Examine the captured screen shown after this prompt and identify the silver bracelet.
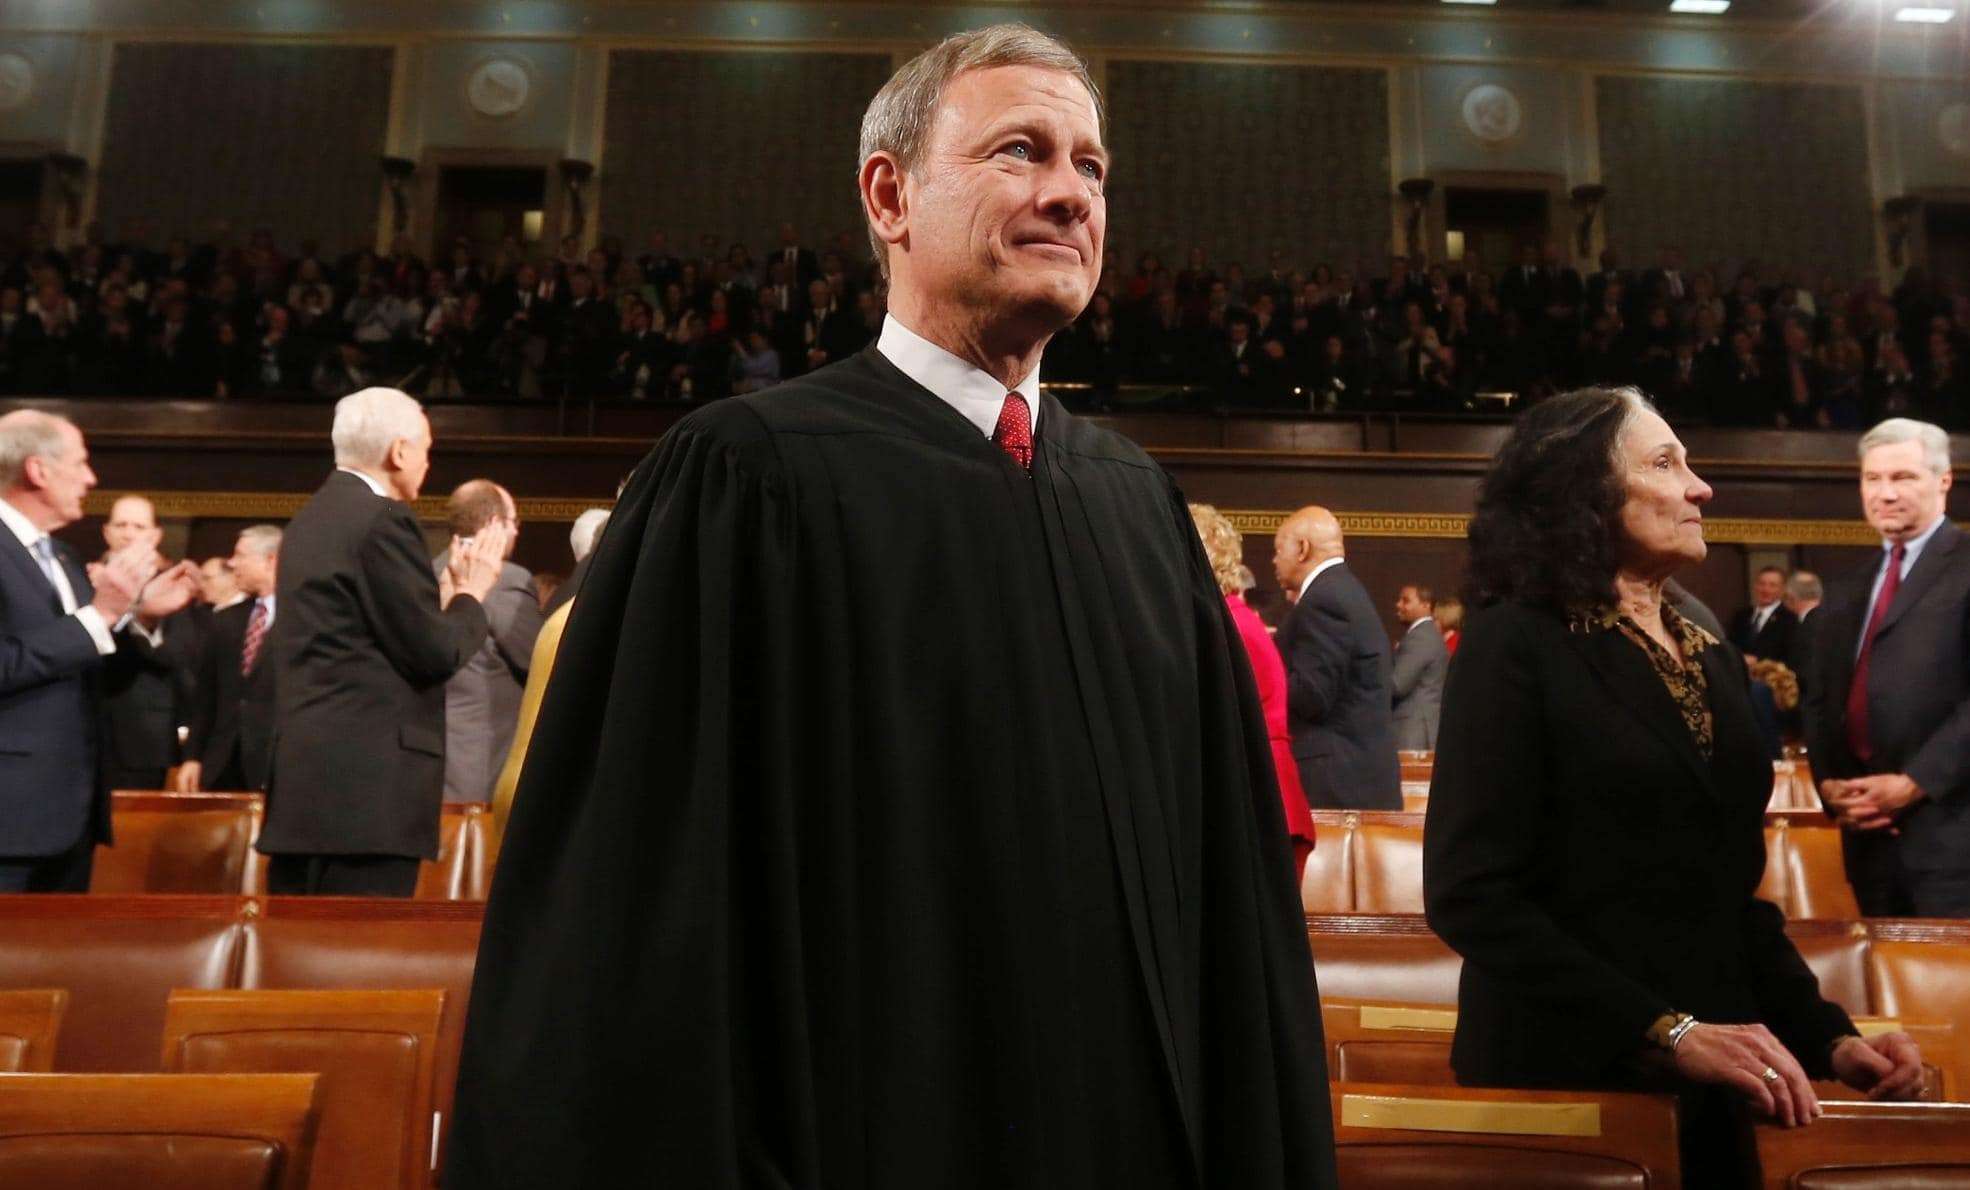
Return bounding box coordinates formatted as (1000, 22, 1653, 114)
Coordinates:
(1667, 1015, 1700, 1051)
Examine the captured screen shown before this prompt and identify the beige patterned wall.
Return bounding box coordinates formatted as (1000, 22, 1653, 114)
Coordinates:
(600, 50, 891, 257)
(1103, 60, 1392, 272)
(1595, 76, 1876, 281)
(96, 44, 393, 251)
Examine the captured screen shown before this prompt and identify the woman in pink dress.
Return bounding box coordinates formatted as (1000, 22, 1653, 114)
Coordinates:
(1190, 504, 1317, 882)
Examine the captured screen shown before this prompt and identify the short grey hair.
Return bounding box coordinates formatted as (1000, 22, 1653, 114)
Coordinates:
(570, 508, 610, 563)
(237, 524, 282, 557)
(857, 23, 1101, 277)
(1859, 417, 1950, 476)
(1786, 570, 1822, 603)
(0, 410, 76, 491)
(331, 387, 427, 469)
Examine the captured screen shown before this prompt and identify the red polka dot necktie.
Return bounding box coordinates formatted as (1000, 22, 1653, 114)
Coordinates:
(1845, 542, 1905, 763)
(993, 393, 1032, 472)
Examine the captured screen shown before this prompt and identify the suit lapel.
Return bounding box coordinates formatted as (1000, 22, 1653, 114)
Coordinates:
(0, 527, 51, 604)
(1567, 625, 1716, 797)
(1875, 521, 1961, 641)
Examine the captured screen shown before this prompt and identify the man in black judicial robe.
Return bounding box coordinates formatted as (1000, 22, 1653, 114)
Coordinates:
(447, 25, 1336, 1190)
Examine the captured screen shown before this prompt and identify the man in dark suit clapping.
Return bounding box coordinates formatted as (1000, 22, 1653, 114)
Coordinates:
(1272, 504, 1401, 809)
(256, 387, 508, 897)
(1728, 565, 1797, 665)
(0, 411, 199, 891)
(1805, 418, 1970, 917)
(175, 524, 282, 793)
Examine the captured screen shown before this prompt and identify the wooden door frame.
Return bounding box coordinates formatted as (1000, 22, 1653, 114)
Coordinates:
(1423, 170, 1574, 269)
(410, 147, 569, 262)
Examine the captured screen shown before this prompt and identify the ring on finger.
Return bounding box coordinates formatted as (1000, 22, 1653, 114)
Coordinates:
(1761, 1067, 1781, 1084)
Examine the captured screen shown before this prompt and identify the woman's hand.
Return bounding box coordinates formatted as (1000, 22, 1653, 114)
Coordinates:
(1830, 1032, 1926, 1101)
(1671, 1022, 1821, 1126)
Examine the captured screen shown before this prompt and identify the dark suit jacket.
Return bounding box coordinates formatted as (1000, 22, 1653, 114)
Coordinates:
(258, 472, 489, 859)
(97, 609, 197, 776)
(1276, 561, 1400, 809)
(0, 528, 112, 854)
(184, 598, 277, 789)
(1426, 601, 1854, 1088)
(1803, 521, 1970, 875)
(1727, 602, 1797, 665)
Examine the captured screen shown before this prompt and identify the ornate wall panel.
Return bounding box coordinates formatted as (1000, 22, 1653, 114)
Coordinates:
(96, 43, 393, 250)
(1104, 59, 1391, 271)
(1595, 75, 1875, 280)
(600, 49, 891, 254)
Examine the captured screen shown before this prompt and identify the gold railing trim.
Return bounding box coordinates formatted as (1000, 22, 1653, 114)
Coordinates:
(85, 491, 612, 524)
(1341, 1094, 1602, 1137)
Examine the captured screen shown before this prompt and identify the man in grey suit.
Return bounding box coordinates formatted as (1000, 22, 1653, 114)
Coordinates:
(1272, 505, 1400, 809)
(1390, 584, 1447, 751)
(435, 480, 545, 802)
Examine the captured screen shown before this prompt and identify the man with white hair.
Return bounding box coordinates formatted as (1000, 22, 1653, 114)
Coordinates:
(256, 387, 510, 895)
(451, 26, 1336, 1189)
(1804, 418, 1970, 916)
(568, 507, 609, 564)
(0, 410, 199, 891)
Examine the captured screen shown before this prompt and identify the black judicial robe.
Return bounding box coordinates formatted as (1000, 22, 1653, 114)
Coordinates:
(446, 349, 1337, 1189)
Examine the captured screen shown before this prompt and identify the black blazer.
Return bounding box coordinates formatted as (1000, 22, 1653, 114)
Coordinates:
(97, 612, 195, 775)
(184, 598, 277, 790)
(1276, 561, 1400, 809)
(1726, 603, 1797, 665)
(1802, 521, 1970, 874)
(1425, 601, 1853, 1088)
(258, 472, 488, 859)
(0, 529, 111, 854)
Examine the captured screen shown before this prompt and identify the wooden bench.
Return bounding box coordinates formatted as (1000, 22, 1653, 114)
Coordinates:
(0, 990, 66, 1073)
(1753, 1100, 1970, 1188)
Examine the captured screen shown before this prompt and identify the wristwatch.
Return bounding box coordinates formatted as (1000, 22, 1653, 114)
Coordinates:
(1647, 1011, 1699, 1052)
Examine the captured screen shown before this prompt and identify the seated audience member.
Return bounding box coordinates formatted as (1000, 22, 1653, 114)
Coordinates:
(1271, 505, 1400, 809)
(1435, 594, 1464, 657)
(731, 328, 782, 394)
(1425, 386, 1925, 1184)
(1190, 503, 1317, 880)
(435, 480, 546, 803)
(177, 525, 281, 792)
(1390, 583, 1448, 750)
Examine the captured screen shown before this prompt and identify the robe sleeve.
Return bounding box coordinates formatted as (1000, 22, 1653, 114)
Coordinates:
(447, 402, 817, 1190)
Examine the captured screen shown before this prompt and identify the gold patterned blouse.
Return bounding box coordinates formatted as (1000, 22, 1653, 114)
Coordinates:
(1569, 602, 1719, 759)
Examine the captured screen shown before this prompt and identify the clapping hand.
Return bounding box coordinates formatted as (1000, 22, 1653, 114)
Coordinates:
(443, 519, 513, 607)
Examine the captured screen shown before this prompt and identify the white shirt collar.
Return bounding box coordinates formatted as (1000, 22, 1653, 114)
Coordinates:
(1298, 555, 1345, 600)
(1887, 514, 1947, 564)
(0, 494, 47, 554)
(336, 466, 390, 498)
(1405, 615, 1435, 634)
(876, 314, 1041, 439)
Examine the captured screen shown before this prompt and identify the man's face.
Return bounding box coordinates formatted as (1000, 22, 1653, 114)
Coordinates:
(390, 416, 434, 502)
(1394, 586, 1429, 624)
(1752, 570, 1784, 608)
(198, 556, 238, 605)
(33, 424, 97, 530)
(499, 490, 520, 559)
(1271, 529, 1303, 591)
(1860, 439, 1951, 544)
(228, 539, 275, 597)
(898, 64, 1106, 333)
(103, 496, 157, 553)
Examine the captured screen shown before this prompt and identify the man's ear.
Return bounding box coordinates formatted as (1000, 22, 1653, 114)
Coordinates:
(859, 152, 908, 256)
(385, 438, 408, 473)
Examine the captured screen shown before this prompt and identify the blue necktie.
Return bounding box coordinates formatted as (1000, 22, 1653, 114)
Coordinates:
(30, 537, 69, 612)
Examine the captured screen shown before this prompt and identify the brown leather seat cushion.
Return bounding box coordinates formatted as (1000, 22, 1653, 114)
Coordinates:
(1783, 826, 1861, 920)
(1352, 824, 1425, 915)
(1784, 923, 1873, 1016)
(0, 917, 240, 1071)
(1333, 1040, 1456, 1085)
(93, 807, 258, 894)
(1794, 1166, 1970, 1189)
(1334, 1144, 1647, 1188)
(240, 916, 482, 1178)
(1302, 831, 1355, 914)
(0, 1136, 285, 1190)
(1306, 927, 1462, 1005)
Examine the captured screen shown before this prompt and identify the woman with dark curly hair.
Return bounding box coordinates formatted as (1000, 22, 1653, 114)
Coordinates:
(1424, 386, 1925, 1183)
